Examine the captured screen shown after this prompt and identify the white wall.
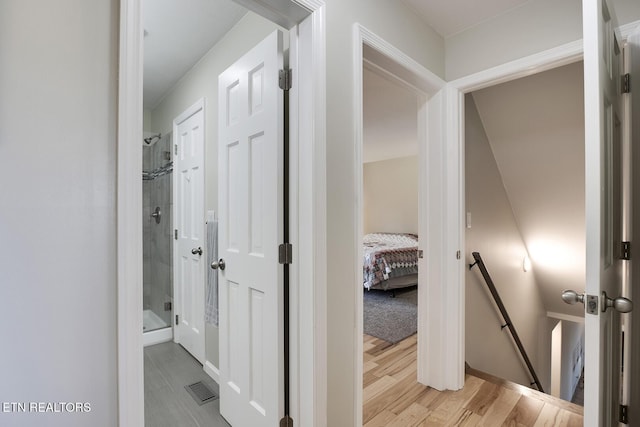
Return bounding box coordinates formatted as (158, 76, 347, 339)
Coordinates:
(0, 1, 118, 426)
(323, 1, 444, 423)
(465, 95, 549, 388)
(446, 0, 640, 80)
(149, 12, 283, 369)
(560, 320, 584, 401)
(363, 156, 418, 235)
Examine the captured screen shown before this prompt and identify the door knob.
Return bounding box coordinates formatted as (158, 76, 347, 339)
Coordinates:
(602, 291, 633, 313)
(151, 207, 161, 224)
(211, 259, 225, 271)
(191, 247, 203, 256)
(562, 290, 585, 305)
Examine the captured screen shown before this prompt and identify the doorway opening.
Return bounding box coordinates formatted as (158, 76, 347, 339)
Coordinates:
(361, 62, 421, 422)
(143, 0, 296, 425)
(464, 60, 586, 406)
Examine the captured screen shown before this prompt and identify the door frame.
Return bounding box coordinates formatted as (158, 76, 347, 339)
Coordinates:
(353, 24, 462, 426)
(172, 98, 206, 363)
(116, 1, 327, 425)
(447, 20, 640, 426)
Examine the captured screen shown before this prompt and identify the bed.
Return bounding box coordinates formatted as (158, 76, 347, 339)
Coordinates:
(363, 233, 419, 291)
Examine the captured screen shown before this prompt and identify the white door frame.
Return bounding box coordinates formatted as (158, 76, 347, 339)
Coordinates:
(353, 25, 465, 426)
(116, 1, 326, 425)
(446, 21, 640, 424)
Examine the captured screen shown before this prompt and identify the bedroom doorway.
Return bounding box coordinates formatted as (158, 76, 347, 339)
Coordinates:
(360, 53, 423, 423)
(353, 25, 451, 425)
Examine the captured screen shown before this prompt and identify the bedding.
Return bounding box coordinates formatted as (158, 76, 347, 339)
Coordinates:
(363, 233, 419, 291)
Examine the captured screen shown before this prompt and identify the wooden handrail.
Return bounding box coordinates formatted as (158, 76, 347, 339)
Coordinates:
(470, 252, 545, 393)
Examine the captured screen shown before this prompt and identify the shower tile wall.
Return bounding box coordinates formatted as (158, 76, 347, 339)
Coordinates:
(143, 133, 173, 329)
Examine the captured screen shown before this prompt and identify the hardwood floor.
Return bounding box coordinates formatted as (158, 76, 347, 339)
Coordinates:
(363, 334, 583, 426)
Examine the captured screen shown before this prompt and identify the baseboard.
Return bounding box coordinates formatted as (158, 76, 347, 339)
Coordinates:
(143, 327, 173, 347)
(204, 360, 220, 384)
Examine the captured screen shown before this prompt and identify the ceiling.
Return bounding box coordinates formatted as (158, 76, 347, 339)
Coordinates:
(472, 61, 585, 317)
(401, 0, 530, 38)
(143, 0, 247, 109)
(143, 0, 543, 111)
(363, 66, 418, 163)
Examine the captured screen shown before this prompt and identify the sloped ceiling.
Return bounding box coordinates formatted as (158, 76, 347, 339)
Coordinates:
(471, 61, 585, 317)
(363, 66, 418, 163)
(143, 0, 247, 109)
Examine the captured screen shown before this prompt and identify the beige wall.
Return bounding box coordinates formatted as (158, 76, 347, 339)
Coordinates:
(149, 11, 284, 369)
(363, 156, 418, 235)
(0, 1, 118, 425)
(446, 0, 640, 80)
(465, 95, 549, 388)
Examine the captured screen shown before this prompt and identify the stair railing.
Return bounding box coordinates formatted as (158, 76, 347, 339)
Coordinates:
(469, 251, 545, 393)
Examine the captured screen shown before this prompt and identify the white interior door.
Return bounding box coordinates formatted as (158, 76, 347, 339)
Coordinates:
(173, 101, 206, 364)
(583, 0, 629, 424)
(218, 30, 284, 427)
(626, 25, 640, 425)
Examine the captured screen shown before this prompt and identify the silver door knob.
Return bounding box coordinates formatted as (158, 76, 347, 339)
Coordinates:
(562, 290, 585, 305)
(211, 259, 225, 271)
(151, 207, 161, 224)
(602, 291, 633, 313)
(191, 247, 203, 256)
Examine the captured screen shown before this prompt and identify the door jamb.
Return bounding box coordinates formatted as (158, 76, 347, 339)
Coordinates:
(116, 1, 326, 425)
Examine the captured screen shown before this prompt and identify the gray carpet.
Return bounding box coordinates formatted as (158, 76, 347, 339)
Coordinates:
(363, 286, 417, 344)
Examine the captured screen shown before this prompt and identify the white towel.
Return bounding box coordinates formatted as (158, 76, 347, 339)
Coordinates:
(205, 216, 219, 326)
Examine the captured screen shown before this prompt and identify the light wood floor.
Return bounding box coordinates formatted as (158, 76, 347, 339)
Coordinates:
(363, 334, 584, 426)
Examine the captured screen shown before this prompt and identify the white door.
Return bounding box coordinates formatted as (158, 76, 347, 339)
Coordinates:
(173, 101, 206, 364)
(583, 0, 631, 424)
(217, 30, 284, 427)
(625, 26, 640, 425)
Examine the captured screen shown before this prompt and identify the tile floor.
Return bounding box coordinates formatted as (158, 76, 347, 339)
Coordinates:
(144, 342, 230, 427)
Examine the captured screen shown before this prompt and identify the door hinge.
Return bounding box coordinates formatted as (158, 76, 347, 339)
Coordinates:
(279, 243, 293, 264)
(417, 250, 424, 259)
(623, 73, 631, 94)
(280, 416, 293, 427)
(175, 315, 179, 326)
(620, 404, 629, 424)
(174, 144, 178, 155)
(622, 241, 631, 260)
(279, 69, 292, 91)
(164, 302, 172, 311)
(174, 229, 178, 240)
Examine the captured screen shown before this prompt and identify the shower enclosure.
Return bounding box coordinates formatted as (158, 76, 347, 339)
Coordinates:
(142, 132, 174, 346)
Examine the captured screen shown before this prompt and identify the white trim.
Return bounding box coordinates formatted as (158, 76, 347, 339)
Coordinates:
(117, 0, 144, 425)
(143, 327, 173, 347)
(118, 1, 325, 426)
(204, 360, 220, 384)
(287, 7, 327, 426)
(172, 98, 205, 127)
(353, 23, 457, 425)
(620, 19, 640, 41)
(547, 311, 586, 324)
(449, 40, 583, 92)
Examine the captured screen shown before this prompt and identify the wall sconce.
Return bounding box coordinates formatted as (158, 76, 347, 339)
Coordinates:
(523, 255, 532, 272)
